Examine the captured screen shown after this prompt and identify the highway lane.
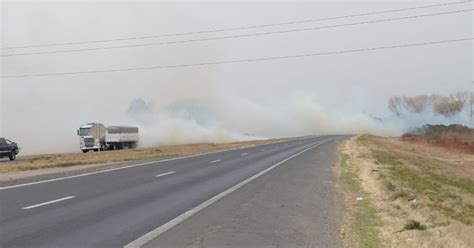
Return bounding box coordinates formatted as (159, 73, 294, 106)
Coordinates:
(0, 135, 343, 247)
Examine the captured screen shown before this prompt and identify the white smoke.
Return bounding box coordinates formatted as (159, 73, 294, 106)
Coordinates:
(126, 89, 472, 150)
(125, 91, 401, 149)
(382, 105, 471, 133)
(1, 1, 471, 155)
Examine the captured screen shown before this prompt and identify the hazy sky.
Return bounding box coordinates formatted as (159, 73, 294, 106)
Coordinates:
(1, 0, 473, 154)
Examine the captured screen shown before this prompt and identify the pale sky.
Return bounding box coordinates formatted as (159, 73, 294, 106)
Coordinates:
(1, 0, 473, 154)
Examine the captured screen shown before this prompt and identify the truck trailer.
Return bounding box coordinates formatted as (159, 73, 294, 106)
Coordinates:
(77, 123, 139, 153)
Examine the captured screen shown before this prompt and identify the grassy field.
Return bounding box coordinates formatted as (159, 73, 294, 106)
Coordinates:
(340, 135, 474, 247)
(0, 138, 296, 174)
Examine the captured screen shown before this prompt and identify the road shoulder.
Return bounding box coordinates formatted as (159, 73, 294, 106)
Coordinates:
(143, 139, 344, 248)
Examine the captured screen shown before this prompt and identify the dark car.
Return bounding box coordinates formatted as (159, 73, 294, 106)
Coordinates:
(0, 137, 20, 161)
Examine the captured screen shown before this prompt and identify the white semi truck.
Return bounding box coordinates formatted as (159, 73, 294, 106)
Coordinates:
(77, 123, 139, 153)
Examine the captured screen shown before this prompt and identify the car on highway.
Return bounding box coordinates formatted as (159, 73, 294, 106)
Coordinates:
(0, 137, 20, 161)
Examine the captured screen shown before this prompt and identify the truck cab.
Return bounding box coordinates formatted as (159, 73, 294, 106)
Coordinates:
(0, 137, 20, 161)
(77, 123, 106, 153)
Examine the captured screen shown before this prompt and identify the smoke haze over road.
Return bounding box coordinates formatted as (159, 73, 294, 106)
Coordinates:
(1, 1, 472, 155)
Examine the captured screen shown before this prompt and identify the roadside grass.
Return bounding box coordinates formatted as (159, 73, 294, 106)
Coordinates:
(340, 153, 360, 192)
(340, 151, 381, 248)
(373, 150, 474, 225)
(359, 135, 474, 225)
(372, 150, 402, 166)
(342, 135, 474, 247)
(0, 138, 297, 174)
(403, 220, 426, 231)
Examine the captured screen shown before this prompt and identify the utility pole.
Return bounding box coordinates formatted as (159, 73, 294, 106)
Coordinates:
(471, 81, 474, 127)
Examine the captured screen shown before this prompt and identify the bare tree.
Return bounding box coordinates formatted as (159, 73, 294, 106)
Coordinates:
(388, 91, 468, 117)
(388, 96, 403, 115)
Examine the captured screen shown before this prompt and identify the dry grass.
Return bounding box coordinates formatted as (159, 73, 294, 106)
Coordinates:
(0, 138, 297, 174)
(339, 151, 381, 248)
(341, 135, 474, 248)
(402, 124, 474, 154)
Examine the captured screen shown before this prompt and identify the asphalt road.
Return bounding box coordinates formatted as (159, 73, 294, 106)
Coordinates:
(0, 135, 344, 248)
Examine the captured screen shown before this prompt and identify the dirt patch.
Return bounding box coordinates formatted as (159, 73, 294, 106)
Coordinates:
(340, 135, 474, 247)
(0, 137, 302, 175)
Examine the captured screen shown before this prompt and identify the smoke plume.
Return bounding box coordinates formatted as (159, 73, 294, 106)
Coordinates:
(1, 1, 471, 155)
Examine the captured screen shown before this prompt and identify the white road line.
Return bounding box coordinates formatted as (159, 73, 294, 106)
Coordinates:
(155, 171, 176, 178)
(209, 159, 221, 164)
(0, 136, 318, 191)
(22, 196, 76, 210)
(240, 153, 248, 156)
(124, 139, 333, 248)
(0, 147, 262, 191)
(260, 148, 266, 151)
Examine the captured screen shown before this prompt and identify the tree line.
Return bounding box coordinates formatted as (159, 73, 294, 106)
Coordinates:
(388, 91, 470, 117)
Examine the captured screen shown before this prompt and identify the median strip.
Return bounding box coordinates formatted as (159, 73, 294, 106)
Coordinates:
(22, 196, 76, 210)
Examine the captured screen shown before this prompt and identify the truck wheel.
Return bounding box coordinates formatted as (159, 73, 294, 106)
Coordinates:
(9, 151, 16, 161)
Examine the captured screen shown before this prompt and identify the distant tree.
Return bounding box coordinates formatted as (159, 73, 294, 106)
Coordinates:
(388, 96, 403, 115)
(404, 95, 431, 113)
(388, 91, 468, 117)
(433, 92, 468, 117)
